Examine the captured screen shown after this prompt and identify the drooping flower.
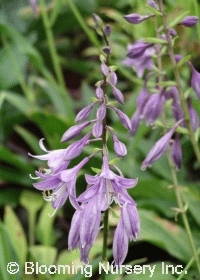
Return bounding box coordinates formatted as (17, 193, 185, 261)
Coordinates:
(68, 155, 139, 263)
(123, 46, 155, 78)
(141, 120, 182, 170)
(171, 134, 182, 170)
(113, 203, 140, 265)
(29, 133, 91, 173)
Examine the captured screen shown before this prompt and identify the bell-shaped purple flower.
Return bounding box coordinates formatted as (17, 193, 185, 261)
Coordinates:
(127, 41, 153, 59)
(61, 121, 92, 142)
(190, 64, 200, 99)
(171, 134, 182, 170)
(123, 46, 155, 78)
(113, 203, 140, 265)
(29, 134, 91, 173)
(178, 16, 199, 27)
(141, 121, 182, 170)
(124, 13, 154, 24)
(68, 155, 138, 264)
(142, 91, 164, 125)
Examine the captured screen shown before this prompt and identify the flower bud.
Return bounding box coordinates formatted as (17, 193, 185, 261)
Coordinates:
(109, 71, 118, 86)
(104, 25, 111, 37)
(92, 121, 103, 138)
(115, 109, 132, 130)
(124, 13, 153, 24)
(96, 86, 104, 99)
(127, 41, 153, 59)
(171, 135, 182, 170)
(61, 121, 91, 142)
(112, 135, 127, 157)
(190, 64, 200, 99)
(111, 85, 124, 104)
(75, 104, 94, 122)
(97, 103, 106, 121)
(101, 61, 109, 76)
(178, 16, 199, 27)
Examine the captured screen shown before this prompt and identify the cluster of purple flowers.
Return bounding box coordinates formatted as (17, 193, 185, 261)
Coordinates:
(29, 19, 140, 265)
(124, 0, 199, 171)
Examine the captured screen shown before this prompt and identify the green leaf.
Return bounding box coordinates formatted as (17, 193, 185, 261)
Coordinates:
(4, 206, 27, 265)
(14, 125, 42, 155)
(177, 55, 191, 68)
(91, 167, 101, 174)
(36, 203, 58, 246)
(2, 91, 33, 115)
(108, 158, 120, 165)
(50, 0, 63, 26)
(157, 81, 177, 87)
(20, 190, 44, 215)
(138, 209, 199, 263)
(0, 222, 22, 280)
(142, 38, 167, 44)
(168, 11, 189, 28)
(145, 4, 162, 16)
(29, 245, 57, 266)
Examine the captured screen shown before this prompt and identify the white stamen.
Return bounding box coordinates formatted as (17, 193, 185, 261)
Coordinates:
(29, 174, 40, 179)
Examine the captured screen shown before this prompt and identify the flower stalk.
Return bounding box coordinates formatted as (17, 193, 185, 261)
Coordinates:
(158, 0, 200, 166)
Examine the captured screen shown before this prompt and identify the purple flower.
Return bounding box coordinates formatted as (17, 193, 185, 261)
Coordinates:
(112, 134, 127, 157)
(124, 13, 154, 24)
(171, 135, 182, 170)
(75, 104, 95, 122)
(29, 0, 38, 18)
(142, 91, 164, 125)
(131, 84, 149, 135)
(70, 155, 139, 264)
(61, 121, 92, 142)
(141, 121, 182, 170)
(178, 16, 199, 27)
(123, 46, 155, 78)
(110, 85, 124, 104)
(190, 64, 200, 99)
(113, 203, 140, 265)
(29, 134, 91, 173)
(115, 109, 132, 130)
(33, 157, 90, 212)
(127, 41, 153, 59)
(96, 85, 104, 99)
(92, 121, 103, 138)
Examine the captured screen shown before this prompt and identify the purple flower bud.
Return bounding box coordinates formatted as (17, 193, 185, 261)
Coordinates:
(115, 109, 132, 130)
(29, 0, 38, 18)
(169, 28, 177, 37)
(96, 103, 106, 121)
(61, 121, 91, 142)
(174, 54, 183, 63)
(101, 61, 109, 76)
(92, 121, 103, 138)
(64, 133, 91, 160)
(96, 86, 104, 99)
(141, 120, 182, 170)
(75, 104, 94, 122)
(102, 46, 111, 55)
(171, 135, 182, 170)
(109, 71, 118, 86)
(188, 99, 199, 131)
(190, 64, 200, 99)
(178, 16, 199, 27)
(130, 110, 141, 136)
(124, 13, 153, 24)
(111, 85, 124, 104)
(93, 14, 100, 24)
(142, 92, 164, 125)
(147, 0, 158, 9)
(104, 25, 111, 37)
(112, 134, 127, 157)
(127, 41, 153, 59)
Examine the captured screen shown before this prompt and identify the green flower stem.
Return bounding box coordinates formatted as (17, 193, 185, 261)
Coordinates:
(192, 0, 200, 41)
(177, 247, 200, 280)
(154, 7, 200, 274)
(167, 151, 200, 275)
(39, 0, 66, 92)
(66, 0, 100, 48)
(158, 0, 200, 167)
